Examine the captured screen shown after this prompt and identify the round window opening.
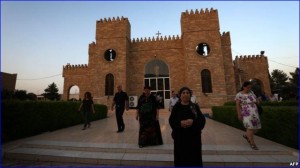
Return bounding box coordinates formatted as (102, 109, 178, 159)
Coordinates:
(104, 49, 116, 62)
(196, 43, 210, 56)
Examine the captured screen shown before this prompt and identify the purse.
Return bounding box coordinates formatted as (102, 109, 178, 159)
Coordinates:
(256, 104, 263, 115)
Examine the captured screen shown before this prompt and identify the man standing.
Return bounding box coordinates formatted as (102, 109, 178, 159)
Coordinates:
(190, 90, 198, 104)
(111, 85, 129, 133)
(169, 90, 179, 112)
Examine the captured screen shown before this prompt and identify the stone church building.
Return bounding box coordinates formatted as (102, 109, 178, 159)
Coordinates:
(62, 8, 271, 108)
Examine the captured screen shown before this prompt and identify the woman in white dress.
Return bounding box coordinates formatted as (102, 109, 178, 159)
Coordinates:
(235, 81, 261, 150)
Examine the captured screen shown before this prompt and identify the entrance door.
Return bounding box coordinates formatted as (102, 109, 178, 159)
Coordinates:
(144, 59, 170, 109)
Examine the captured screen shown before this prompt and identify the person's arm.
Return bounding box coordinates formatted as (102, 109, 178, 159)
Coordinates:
(191, 104, 206, 130)
(136, 96, 141, 121)
(136, 109, 139, 120)
(91, 102, 95, 114)
(256, 96, 262, 105)
(78, 103, 83, 112)
(111, 94, 116, 111)
(125, 93, 129, 111)
(125, 100, 129, 111)
(169, 105, 181, 130)
(236, 100, 242, 121)
(111, 101, 115, 111)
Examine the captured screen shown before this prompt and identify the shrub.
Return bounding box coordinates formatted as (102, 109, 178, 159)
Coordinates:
(212, 106, 298, 149)
(2, 100, 107, 143)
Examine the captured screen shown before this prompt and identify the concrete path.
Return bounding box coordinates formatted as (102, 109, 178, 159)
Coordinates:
(2, 109, 299, 166)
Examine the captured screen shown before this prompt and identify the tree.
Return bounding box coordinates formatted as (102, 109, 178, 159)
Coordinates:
(289, 68, 299, 88)
(43, 82, 60, 101)
(14, 90, 27, 100)
(270, 69, 289, 92)
(27, 92, 37, 101)
(288, 68, 299, 100)
(1, 89, 14, 100)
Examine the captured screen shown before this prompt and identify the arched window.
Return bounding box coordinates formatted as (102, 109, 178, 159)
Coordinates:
(201, 69, 212, 93)
(145, 59, 169, 77)
(105, 74, 114, 96)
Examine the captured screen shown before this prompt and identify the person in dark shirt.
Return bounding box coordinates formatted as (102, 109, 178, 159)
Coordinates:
(78, 92, 95, 130)
(169, 87, 206, 167)
(111, 85, 129, 133)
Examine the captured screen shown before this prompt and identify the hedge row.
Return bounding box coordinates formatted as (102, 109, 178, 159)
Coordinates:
(2, 101, 108, 143)
(212, 106, 298, 149)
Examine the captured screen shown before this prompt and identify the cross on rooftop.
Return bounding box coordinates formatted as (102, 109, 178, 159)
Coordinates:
(155, 31, 161, 38)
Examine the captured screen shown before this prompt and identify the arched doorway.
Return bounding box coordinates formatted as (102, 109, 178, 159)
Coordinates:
(144, 59, 170, 108)
(69, 85, 80, 101)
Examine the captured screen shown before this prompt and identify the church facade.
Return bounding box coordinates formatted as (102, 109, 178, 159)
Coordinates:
(62, 8, 271, 108)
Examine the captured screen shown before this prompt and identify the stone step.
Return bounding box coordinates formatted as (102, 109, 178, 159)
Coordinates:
(19, 140, 295, 155)
(4, 147, 172, 166)
(3, 140, 298, 166)
(4, 147, 296, 167)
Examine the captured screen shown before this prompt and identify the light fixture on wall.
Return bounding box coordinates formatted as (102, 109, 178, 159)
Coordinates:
(203, 92, 208, 96)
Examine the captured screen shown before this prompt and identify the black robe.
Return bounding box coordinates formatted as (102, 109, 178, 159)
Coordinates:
(137, 94, 163, 147)
(169, 102, 206, 167)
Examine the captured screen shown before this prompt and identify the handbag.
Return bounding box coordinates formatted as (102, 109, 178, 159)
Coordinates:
(256, 104, 263, 115)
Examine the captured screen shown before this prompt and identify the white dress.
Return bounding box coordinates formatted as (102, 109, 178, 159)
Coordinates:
(235, 91, 261, 129)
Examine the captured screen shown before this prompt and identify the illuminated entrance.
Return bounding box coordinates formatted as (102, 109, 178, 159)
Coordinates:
(144, 59, 170, 108)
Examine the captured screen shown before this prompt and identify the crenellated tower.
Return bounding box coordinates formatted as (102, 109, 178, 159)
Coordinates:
(233, 54, 271, 95)
(221, 31, 236, 99)
(89, 16, 131, 96)
(181, 8, 219, 33)
(180, 8, 229, 106)
(62, 63, 89, 100)
(63, 16, 131, 102)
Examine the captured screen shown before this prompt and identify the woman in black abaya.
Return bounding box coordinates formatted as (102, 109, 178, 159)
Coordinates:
(169, 87, 206, 167)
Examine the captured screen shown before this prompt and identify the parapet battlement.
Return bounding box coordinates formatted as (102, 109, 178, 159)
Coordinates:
(181, 8, 218, 16)
(132, 35, 181, 43)
(235, 55, 267, 60)
(221, 32, 230, 37)
(96, 16, 128, 23)
(63, 63, 88, 70)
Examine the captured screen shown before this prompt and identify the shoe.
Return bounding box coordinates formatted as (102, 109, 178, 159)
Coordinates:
(243, 135, 250, 144)
(250, 144, 259, 150)
(117, 130, 122, 133)
(121, 125, 125, 131)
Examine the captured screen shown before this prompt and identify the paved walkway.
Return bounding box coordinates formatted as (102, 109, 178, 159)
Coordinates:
(2, 109, 299, 166)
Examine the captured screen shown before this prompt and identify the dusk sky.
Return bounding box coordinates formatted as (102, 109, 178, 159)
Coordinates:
(1, 1, 299, 94)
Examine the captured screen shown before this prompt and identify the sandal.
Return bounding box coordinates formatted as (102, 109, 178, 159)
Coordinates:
(250, 144, 259, 150)
(242, 135, 250, 144)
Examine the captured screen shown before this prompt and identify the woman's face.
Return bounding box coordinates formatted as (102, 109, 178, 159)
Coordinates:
(243, 84, 252, 92)
(180, 89, 191, 103)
